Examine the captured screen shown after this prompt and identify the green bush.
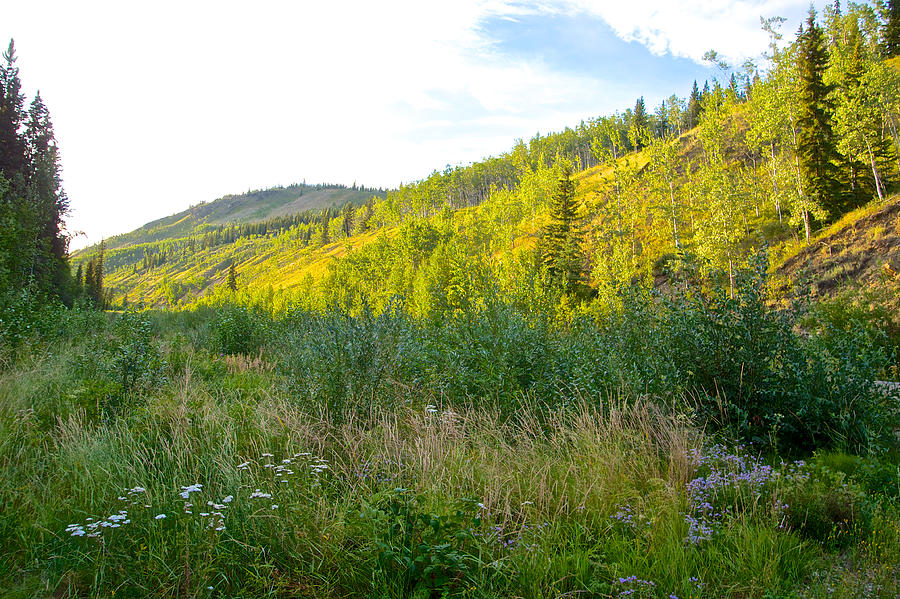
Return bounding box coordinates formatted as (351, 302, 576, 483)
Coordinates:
(73, 310, 167, 420)
(366, 489, 482, 597)
(781, 463, 873, 548)
(663, 254, 895, 453)
(211, 305, 265, 355)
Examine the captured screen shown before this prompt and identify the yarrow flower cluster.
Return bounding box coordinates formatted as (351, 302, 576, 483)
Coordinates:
(64, 450, 341, 541)
(65, 509, 131, 538)
(179, 483, 203, 500)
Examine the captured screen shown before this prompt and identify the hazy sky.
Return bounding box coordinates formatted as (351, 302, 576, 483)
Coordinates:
(2, 0, 823, 249)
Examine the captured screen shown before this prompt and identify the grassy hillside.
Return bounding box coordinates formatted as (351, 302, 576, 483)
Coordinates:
(775, 193, 900, 294)
(76, 183, 385, 254)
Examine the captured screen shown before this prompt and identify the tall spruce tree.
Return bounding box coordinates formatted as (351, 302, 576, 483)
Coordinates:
(540, 163, 586, 293)
(25, 91, 70, 296)
(632, 97, 648, 148)
(686, 81, 702, 129)
(84, 241, 104, 308)
(885, 0, 900, 57)
(227, 261, 237, 291)
(796, 9, 843, 220)
(0, 39, 72, 301)
(0, 40, 27, 181)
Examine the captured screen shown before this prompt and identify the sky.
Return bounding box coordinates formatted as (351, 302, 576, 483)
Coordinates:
(1, 0, 825, 249)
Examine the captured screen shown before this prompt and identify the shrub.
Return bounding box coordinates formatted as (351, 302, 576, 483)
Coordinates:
(664, 254, 895, 453)
(366, 489, 482, 597)
(781, 463, 873, 548)
(211, 305, 266, 355)
(73, 310, 167, 420)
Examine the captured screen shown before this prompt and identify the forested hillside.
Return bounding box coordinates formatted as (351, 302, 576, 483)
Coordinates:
(84, 5, 900, 317)
(75, 182, 386, 253)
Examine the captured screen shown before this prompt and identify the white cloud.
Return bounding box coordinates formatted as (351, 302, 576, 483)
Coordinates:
(553, 0, 810, 65)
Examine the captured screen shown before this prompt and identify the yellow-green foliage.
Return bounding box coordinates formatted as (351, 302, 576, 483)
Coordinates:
(86, 31, 900, 315)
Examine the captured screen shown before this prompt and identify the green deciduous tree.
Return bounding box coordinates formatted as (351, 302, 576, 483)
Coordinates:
(834, 57, 893, 202)
(646, 132, 683, 249)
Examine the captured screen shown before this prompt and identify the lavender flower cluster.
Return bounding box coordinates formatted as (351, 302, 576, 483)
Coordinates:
(684, 444, 805, 544)
(344, 454, 404, 485)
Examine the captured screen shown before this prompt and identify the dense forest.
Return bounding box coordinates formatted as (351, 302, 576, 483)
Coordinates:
(2, 3, 900, 598)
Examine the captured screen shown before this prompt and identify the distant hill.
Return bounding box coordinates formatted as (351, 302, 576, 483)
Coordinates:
(75, 183, 386, 254)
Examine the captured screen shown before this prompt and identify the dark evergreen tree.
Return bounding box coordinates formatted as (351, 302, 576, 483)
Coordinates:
(74, 262, 83, 297)
(884, 0, 900, 57)
(632, 97, 648, 148)
(796, 9, 843, 219)
(227, 261, 237, 291)
(686, 80, 702, 129)
(341, 203, 354, 237)
(0, 39, 72, 302)
(25, 91, 70, 297)
(84, 241, 104, 308)
(83, 259, 96, 303)
(0, 40, 27, 182)
(727, 73, 739, 99)
(540, 164, 586, 293)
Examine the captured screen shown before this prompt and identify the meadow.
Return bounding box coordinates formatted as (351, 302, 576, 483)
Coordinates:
(1, 278, 898, 598)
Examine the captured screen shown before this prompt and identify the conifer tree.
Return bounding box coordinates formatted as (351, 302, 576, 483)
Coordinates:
(0, 40, 27, 181)
(686, 81, 702, 129)
(84, 242, 105, 308)
(885, 0, 900, 57)
(227, 261, 238, 291)
(540, 163, 586, 293)
(796, 9, 843, 220)
(632, 97, 648, 148)
(0, 39, 72, 301)
(74, 262, 83, 297)
(25, 91, 70, 295)
(83, 259, 96, 304)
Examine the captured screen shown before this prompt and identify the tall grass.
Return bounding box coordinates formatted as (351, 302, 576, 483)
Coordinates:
(0, 295, 897, 597)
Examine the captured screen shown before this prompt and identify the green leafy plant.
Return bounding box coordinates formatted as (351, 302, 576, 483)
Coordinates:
(370, 489, 482, 597)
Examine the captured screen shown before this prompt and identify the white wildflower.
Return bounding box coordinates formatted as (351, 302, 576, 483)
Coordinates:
(155, 514, 166, 520)
(179, 483, 202, 499)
